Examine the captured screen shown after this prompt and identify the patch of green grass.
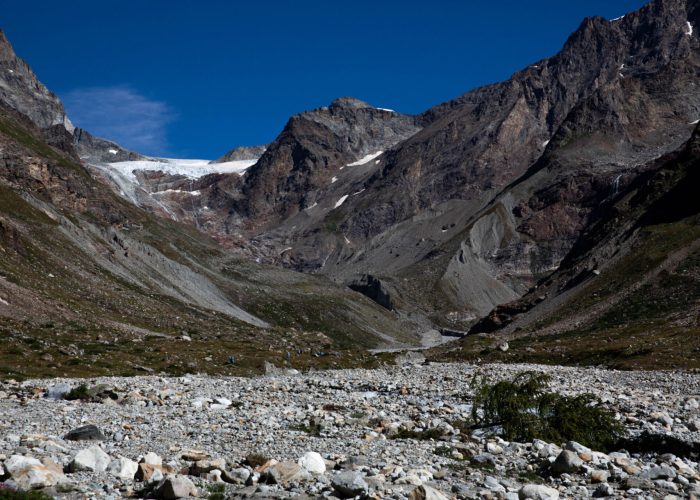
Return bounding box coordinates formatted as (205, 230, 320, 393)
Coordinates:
(0, 488, 53, 500)
(205, 482, 226, 500)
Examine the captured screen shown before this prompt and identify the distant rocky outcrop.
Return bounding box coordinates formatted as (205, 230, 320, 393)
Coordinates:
(212, 144, 267, 163)
(228, 97, 423, 230)
(348, 274, 394, 311)
(0, 29, 73, 133)
(73, 127, 145, 163)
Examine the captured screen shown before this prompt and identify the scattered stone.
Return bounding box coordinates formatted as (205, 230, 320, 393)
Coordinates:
(142, 451, 163, 465)
(409, 484, 450, 500)
(107, 457, 138, 480)
(222, 467, 250, 485)
(551, 450, 583, 474)
(593, 483, 614, 497)
(64, 424, 106, 441)
(191, 458, 226, 475)
(136, 463, 177, 482)
(45, 383, 72, 400)
(519, 484, 560, 499)
(181, 449, 209, 461)
(4, 455, 65, 490)
(154, 475, 198, 499)
(332, 470, 369, 498)
(298, 451, 326, 474)
(591, 470, 609, 483)
(70, 445, 111, 472)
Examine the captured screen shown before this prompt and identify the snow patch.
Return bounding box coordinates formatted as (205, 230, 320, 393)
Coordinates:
(375, 159, 381, 164)
(352, 189, 365, 196)
(153, 189, 201, 196)
(686, 21, 694, 36)
(376, 108, 395, 112)
(689, 119, 700, 125)
(108, 149, 118, 155)
(347, 151, 383, 167)
(334, 195, 349, 208)
(0, 298, 8, 306)
(331, 176, 338, 183)
(306, 202, 318, 210)
(542, 140, 549, 148)
(106, 158, 256, 183)
(610, 15, 625, 22)
(93, 157, 257, 205)
(8, 69, 14, 74)
(344, 235, 351, 244)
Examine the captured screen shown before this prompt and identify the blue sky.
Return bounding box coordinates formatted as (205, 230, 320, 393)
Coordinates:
(3, 1, 646, 158)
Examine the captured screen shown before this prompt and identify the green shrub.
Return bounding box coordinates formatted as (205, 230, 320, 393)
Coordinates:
(470, 371, 624, 451)
(62, 383, 90, 401)
(0, 489, 53, 500)
(206, 482, 226, 500)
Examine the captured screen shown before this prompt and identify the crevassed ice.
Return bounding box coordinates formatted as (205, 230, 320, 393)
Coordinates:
(107, 158, 257, 182)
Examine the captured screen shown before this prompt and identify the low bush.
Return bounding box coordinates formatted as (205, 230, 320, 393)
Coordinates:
(470, 371, 624, 451)
(62, 383, 90, 401)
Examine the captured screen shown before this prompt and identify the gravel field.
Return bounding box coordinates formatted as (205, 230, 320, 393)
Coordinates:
(1, 362, 699, 499)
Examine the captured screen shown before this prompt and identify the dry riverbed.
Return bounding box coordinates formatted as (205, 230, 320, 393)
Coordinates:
(0, 362, 699, 499)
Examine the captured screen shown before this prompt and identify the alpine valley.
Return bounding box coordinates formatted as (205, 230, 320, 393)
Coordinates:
(2, 0, 700, 380)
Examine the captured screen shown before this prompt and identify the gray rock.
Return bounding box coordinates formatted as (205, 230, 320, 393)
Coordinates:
(641, 464, 677, 480)
(64, 424, 105, 441)
(563, 441, 591, 454)
(45, 383, 72, 400)
(70, 446, 111, 472)
(518, 484, 560, 499)
(107, 457, 138, 480)
(551, 450, 583, 474)
(298, 451, 326, 474)
(4, 455, 65, 490)
(154, 475, 198, 499)
(622, 477, 654, 490)
(142, 452, 163, 465)
(593, 483, 614, 497)
(409, 485, 450, 500)
(222, 467, 250, 485)
(332, 471, 369, 498)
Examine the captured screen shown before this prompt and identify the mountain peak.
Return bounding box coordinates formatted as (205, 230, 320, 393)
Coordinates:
(329, 97, 372, 109)
(0, 29, 17, 62)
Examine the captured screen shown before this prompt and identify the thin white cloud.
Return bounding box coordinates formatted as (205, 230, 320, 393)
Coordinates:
(61, 86, 175, 155)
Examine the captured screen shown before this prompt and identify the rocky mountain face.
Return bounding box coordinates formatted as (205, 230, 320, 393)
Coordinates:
(0, 35, 429, 380)
(437, 123, 700, 369)
(0, 30, 73, 133)
(2, 0, 700, 371)
(225, 97, 422, 231)
(212, 144, 267, 163)
(228, 0, 700, 334)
